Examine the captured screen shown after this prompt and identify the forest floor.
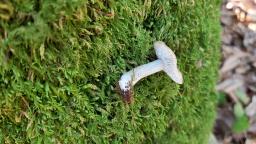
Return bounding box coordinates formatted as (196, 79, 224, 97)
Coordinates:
(213, 0, 256, 144)
(0, 1, 220, 143)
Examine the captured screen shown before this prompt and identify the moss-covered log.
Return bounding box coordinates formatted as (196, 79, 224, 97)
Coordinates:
(0, 0, 220, 143)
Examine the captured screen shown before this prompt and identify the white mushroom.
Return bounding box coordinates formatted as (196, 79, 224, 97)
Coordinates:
(118, 41, 183, 103)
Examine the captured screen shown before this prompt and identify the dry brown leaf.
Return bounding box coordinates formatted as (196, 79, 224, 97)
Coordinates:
(245, 96, 256, 117)
(216, 78, 244, 93)
(236, 65, 251, 74)
(220, 52, 249, 74)
(246, 139, 256, 144)
(222, 33, 233, 44)
(247, 122, 256, 139)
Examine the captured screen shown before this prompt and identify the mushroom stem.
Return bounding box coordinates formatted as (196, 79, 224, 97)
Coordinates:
(118, 41, 183, 103)
(120, 60, 163, 88)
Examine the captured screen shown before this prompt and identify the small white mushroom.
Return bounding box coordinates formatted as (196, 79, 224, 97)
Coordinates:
(118, 41, 183, 103)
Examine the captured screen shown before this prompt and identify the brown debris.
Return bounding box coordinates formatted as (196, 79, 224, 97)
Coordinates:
(218, 0, 256, 97)
(245, 96, 256, 118)
(226, 0, 256, 24)
(214, 0, 256, 143)
(246, 138, 256, 144)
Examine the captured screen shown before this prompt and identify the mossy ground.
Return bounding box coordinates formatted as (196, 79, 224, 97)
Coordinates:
(0, 0, 220, 143)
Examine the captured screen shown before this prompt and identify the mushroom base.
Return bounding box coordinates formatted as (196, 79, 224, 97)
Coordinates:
(115, 82, 133, 104)
(120, 89, 133, 104)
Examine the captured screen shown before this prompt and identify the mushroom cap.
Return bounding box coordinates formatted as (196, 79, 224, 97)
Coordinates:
(154, 41, 183, 84)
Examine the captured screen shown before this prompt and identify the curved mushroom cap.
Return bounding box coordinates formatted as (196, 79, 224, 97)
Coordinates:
(153, 41, 183, 84)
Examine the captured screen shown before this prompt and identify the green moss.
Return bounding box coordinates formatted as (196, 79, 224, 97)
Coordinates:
(0, 0, 220, 143)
